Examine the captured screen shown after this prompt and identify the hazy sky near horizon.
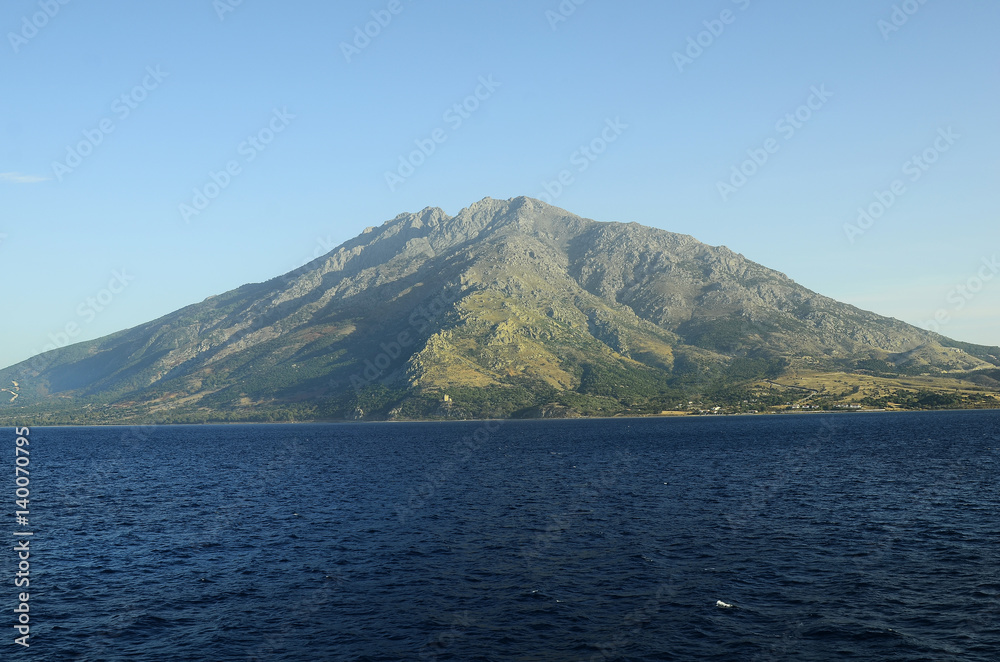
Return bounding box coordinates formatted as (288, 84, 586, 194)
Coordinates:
(2, 0, 998, 370)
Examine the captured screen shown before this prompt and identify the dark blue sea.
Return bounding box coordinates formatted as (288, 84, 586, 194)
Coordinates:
(9, 410, 1000, 660)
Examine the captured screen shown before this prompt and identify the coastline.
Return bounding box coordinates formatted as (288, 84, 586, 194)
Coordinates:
(6, 406, 999, 428)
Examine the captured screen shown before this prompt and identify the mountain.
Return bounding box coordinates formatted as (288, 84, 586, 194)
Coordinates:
(2, 196, 998, 424)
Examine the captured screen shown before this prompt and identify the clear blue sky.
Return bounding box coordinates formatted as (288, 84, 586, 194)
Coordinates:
(2, 0, 998, 370)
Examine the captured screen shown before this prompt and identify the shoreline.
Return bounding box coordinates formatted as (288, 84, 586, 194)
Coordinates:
(5, 406, 999, 429)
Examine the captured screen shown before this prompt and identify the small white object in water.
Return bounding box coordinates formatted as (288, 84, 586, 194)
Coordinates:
(716, 600, 734, 609)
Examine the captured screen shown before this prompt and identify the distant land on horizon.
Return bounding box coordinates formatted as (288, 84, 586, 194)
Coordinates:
(2, 196, 998, 425)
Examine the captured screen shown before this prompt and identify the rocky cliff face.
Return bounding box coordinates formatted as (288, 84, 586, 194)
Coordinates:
(2, 196, 996, 423)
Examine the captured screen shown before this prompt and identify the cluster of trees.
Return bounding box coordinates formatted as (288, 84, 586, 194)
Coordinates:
(859, 389, 998, 410)
(852, 358, 928, 377)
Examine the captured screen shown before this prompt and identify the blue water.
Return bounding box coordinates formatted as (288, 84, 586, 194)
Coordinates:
(11, 410, 1000, 660)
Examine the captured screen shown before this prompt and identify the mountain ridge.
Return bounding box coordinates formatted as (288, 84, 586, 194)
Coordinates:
(2, 196, 998, 424)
